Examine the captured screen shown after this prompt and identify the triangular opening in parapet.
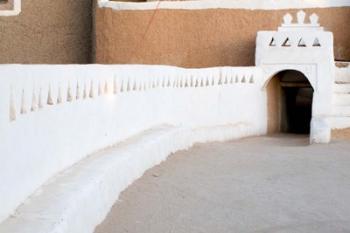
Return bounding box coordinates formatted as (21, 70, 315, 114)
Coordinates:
(298, 38, 307, 47)
(313, 38, 321, 47)
(282, 38, 291, 47)
(269, 37, 276, 47)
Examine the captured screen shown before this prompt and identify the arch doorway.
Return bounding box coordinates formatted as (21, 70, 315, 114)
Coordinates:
(267, 70, 314, 135)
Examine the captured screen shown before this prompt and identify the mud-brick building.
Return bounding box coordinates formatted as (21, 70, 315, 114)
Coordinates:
(0, 0, 350, 67)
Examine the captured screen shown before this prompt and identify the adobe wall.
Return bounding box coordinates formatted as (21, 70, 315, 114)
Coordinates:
(0, 0, 92, 64)
(95, 7, 350, 67)
(332, 128, 350, 140)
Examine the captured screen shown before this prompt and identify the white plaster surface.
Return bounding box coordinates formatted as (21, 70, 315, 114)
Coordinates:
(98, 0, 350, 10)
(0, 13, 345, 231)
(256, 12, 335, 143)
(0, 124, 259, 233)
(0, 60, 345, 232)
(0, 64, 265, 226)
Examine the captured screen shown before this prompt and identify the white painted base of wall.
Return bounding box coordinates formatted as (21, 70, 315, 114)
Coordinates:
(329, 116, 350, 129)
(0, 123, 262, 233)
(310, 117, 331, 144)
(0, 65, 265, 224)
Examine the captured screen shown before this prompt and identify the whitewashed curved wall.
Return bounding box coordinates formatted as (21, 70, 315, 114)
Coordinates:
(0, 65, 266, 224)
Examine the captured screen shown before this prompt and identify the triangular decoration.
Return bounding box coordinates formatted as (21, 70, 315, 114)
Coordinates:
(200, 77, 205, 87)
(193, 78, 197, 87)
(206, 77, 210, 86)
(57, 86, 62, 104)
(89, 81, 94, 98)
(185, 77, 189, 87)
(269, 37, 276, 47)
(180, 77, 184, 88)
(83, 83, 88, 99)
(313, 38, 321, 47)
(230, 75, 234, 84)
(67, 84, 73, 102)
(38, 88, 43, 109)
(127, 79, 131, 91)
(162, 77, 166, 88)
(21, 89, 28, 114)
(9, 88, 16, 121)
(76, 83, 80, 100)
(133, 80, 137, 91)
(104, 81, 109, 94)
(98, 82, 103, 96)
(167, 77, 171, 87)
(120, 80, 124, 92)
(298, 38, 306, 47)
(282, 38, 291, 47)
(31, 89, 38, 111)
(113, 78, 117, 94)
(189, 76, 193, 87)
(224, 75, 229, 85)
(47, 85, 54, 105)
(249, 75, 254, 84)
(218, 76, 222, 85)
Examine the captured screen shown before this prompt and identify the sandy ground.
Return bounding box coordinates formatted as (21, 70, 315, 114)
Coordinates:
(95, 135, 350, 233)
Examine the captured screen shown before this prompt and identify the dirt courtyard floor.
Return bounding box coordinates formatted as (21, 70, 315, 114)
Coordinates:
(95, 135, 350, 233)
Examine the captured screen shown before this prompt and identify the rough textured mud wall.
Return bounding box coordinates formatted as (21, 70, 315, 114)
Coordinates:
(332, 129, 350, 140)
(0, 0, 92, 64)
(95, 7, 350, 67)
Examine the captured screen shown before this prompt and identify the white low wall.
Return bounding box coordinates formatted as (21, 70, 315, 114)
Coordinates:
(0, 125, 258, 233)
(0, 65, 266, 225)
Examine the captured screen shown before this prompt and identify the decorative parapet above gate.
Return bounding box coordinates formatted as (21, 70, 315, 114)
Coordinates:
(256, 10, 334, 62)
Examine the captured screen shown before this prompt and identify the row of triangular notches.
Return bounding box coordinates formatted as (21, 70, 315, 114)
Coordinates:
(218, 74, 254, 85)
(116, 74, 255, 90)
(269, 37, 321, 47)
(9, 80, 114, 122)
(9, 74, 256, 122)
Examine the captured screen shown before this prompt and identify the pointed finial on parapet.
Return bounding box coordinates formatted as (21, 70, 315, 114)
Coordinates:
(309, 13, 319, 26)
(283, 13, 293, 25)
(279, 10, 322, 31)
(297, 10, 306, 24)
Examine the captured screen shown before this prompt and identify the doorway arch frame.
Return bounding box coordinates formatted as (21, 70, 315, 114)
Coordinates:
(260, 63, 332, 143)
(262, 64, 316, 91)
(265, 68, 315, 135)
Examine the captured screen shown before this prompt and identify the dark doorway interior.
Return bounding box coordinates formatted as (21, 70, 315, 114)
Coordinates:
(267, 70, 314, 135)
